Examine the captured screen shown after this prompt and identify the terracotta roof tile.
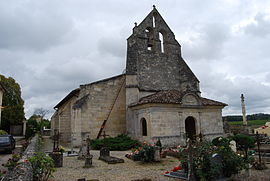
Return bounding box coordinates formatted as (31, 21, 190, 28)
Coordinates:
(129, 90, 227, 107)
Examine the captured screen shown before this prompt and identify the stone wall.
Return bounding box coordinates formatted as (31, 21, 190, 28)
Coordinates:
(129, 104, 224, 147)
(72, 75, 126, 145)
(51, 91, 79, 146)
(3, 135, 39, 181)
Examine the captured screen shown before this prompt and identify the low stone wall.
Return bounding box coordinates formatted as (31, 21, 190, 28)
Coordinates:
(3, 135, 39, 181)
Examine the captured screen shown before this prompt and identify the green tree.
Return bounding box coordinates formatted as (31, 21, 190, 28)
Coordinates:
(25, 115, 40, 139)
(232, 134, 255, 158)
(0, 74, 25, 132)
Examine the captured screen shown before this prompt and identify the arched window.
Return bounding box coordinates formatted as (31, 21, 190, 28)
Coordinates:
(141, 118, 147, 136)
(159, 32, 164, 53)
(153, 16, 156, 27)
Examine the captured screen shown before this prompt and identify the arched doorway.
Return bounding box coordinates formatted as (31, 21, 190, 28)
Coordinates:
(185, 116, 196, 140)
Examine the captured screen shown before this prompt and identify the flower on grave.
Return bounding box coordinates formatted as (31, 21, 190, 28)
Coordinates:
(164, 171, 170, 174)
(59, 145, 65, 153)
(171, 165, 182, 172)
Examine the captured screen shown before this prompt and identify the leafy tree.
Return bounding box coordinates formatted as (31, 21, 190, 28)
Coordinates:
(25, 116, 40, 139)
(232, 134, 255, 158)
(33, 108, 51, 130)
(25, 114, 51, 138)
(0, 74, 25, 132)
(0, 130, 8, 135)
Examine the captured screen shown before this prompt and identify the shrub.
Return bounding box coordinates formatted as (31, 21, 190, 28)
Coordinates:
(139, 144, 156, 162)
(2, 154, 20, 170)
(25, 118, 39, 139)
(232, 134, 255, 158)
(90, 134, 140, 151)
(0, 130, 8, 135)
(29, 152, 55, 181)
(179, 140, 249, 180)
(212, 136, 230, 147)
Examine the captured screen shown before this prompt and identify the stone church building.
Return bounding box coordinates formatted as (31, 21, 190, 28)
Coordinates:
(51, 7, 227, 147)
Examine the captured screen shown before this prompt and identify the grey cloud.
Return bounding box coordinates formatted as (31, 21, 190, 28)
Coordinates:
(0, 1, 76, 51)
(244, 13, 270, 37)
(97, 36, 126, 58)
(198, 68, 270, 115)
(182, 23, 230, 61)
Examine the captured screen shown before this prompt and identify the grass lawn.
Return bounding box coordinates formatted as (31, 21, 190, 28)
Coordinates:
(228, 119, 268, 126)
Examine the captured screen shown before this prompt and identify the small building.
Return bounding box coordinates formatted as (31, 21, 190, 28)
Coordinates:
(51, 7, 227, 147)
(254, 122, 270, 136)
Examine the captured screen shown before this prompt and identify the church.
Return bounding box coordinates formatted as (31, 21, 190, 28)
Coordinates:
(51, 7, 227, 147)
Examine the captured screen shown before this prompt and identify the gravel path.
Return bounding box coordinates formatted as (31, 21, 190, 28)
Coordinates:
(49, 150, 181, 181)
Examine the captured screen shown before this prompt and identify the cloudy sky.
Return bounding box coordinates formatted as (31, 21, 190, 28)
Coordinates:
(1, 0, 270, 118)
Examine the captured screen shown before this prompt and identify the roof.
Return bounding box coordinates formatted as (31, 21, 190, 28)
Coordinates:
(129, 90, 227, 107)
(54, 88, 80, 109)
(80, 74, 125, 87)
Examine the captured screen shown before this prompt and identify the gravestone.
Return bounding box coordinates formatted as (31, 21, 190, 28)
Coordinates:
(165, 170, 188, 180)
(49, 130, 63, 167)
(229, 140, 237, 152)
(99, 147, 124, 164)
(78, 138, 88, 160)
(84, 136, 93, 168)
(210, 153, 223, 178)
(153, 147, 161, 162)
(77, 179, 86, 181)
(100, 147, 110, 157)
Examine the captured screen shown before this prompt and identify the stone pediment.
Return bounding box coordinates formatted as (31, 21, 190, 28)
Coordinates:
(181, 93, 200, 106)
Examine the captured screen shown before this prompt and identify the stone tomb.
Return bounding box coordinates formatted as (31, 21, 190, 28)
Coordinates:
(98, 147, 124, 164)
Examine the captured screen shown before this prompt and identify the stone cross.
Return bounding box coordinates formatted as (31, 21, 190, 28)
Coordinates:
(86, 136, 91, 155)
(241, 94, 247, 126)
(256, 132, 262, 165)
(52, 130, 60, 152)
(187, 139, 195, 181)
(84, 136, 93, 168)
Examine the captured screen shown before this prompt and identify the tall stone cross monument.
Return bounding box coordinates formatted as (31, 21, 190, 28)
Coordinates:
(241, 94, 247, 126)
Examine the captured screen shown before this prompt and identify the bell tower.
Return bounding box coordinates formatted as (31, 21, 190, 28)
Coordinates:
(126, 6, 200, 93)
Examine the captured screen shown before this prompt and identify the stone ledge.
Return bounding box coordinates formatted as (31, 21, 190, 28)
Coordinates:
(3, 135, 39, 181)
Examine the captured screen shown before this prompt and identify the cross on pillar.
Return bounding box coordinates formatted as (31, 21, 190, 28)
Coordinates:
(256, 132, 262, 165)
(52, 129, 61, 152)
(187, 139, 196, 181)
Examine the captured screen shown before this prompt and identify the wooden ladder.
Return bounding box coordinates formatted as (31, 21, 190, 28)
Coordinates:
(96, 76, 125, 139)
